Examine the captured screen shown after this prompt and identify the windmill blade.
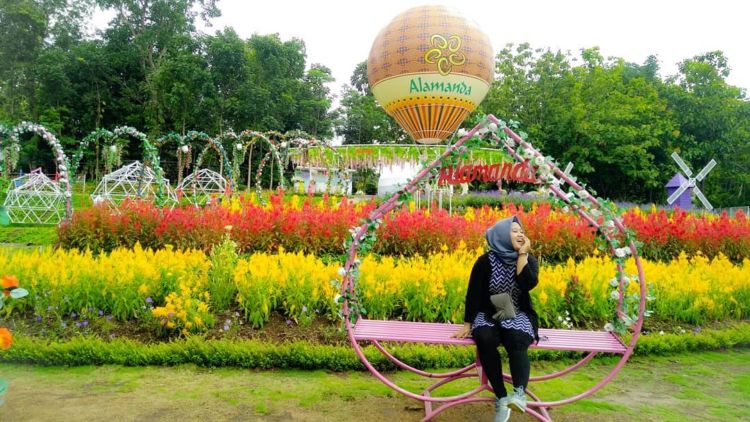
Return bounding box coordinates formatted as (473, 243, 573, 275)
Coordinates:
(671, 152, 693, 177)
(693, 187, 714, 210)
(695, 159, 717, 182)
(667, 181, 690, 205)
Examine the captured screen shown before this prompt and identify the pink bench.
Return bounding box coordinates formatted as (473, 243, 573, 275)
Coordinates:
(351, 318, 628, 421)
(353, 319, 627, 353)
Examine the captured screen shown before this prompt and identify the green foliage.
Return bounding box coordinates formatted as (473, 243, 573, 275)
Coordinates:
(351, 168, 378, 195)
(0, 226, 57, 245)
(1, 323, 749, 369)
(0, 2, 336, 149)
(207, 233, 239, 312)
(450, 193, 541, 211)
(1, 2, 748, 207)
(336, 62, 407, 144)
(483, 43, 750, 207)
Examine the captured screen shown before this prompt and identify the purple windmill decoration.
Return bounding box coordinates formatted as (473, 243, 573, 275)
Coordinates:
(666, 173, 693, 210)
(667, 152, 717, 211)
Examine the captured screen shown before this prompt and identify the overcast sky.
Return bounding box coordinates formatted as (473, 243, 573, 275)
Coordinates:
(96, 0, 750, 102)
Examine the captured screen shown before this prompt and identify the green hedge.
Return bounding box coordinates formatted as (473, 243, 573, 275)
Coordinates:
(2, 323, 749, 370)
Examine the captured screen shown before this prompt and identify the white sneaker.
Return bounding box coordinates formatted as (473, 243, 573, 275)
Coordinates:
(507, 386, 527, 413)
(494, 396, 511, 422)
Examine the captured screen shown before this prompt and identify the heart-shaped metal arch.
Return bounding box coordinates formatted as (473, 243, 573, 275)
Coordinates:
(339, 115, 647, 422)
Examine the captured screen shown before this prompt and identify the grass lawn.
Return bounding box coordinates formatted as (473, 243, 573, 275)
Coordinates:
(1, 348, 748, 421)
(0, 225, 57, 245)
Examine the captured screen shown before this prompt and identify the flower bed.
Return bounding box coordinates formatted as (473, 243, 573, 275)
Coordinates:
(57, 193, 750, 262)
(3, 245, 748, 332)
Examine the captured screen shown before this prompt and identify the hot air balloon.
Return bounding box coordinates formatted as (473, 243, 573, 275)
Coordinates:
(368, 5, 493, 144)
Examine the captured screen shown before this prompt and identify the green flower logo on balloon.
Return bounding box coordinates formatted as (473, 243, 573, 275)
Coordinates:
(424, 34, 466, 76)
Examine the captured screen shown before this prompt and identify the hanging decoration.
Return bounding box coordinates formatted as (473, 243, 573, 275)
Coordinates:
(289, 144, 509, 171)
(281, 131, 351, 195)
(155, 133, 189, 185)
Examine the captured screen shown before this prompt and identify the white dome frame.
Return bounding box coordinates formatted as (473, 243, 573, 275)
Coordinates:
(176, 168, 229, 206)
(91, 161, 177, 209)
(3, 169, 66, 225)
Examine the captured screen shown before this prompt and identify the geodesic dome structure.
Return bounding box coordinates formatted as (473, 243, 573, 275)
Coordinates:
(91, 161, 177, 208)
(3, 170, 66, 224)
(176, 168, 229, 206)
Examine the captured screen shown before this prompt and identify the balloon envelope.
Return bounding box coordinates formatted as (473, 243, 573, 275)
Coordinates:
(368, 5, 493, 144)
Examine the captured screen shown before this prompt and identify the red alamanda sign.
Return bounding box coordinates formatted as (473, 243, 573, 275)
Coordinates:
(437, 161, 539, 185)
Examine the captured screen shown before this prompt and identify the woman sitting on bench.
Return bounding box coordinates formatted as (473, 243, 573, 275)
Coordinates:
(452, 215, 540, 422)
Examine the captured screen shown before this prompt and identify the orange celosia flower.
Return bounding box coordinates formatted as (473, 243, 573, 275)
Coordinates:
(2, 275, 19, 289)
(2, 275, 19, 297)
(0, 327, 12, 350)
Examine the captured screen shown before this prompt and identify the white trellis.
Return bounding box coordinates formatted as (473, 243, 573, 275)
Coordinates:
(176, 168, 228, 206)
(91, 161, 177, 208)
(2, 169, 66, 224)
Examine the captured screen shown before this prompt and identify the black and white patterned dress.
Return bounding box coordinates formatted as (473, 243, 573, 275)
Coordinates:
(471, 252, 535, 340)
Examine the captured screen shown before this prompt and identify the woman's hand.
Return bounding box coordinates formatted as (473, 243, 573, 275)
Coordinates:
(451, 323, 472, 339)
(519, 235, 531, 254)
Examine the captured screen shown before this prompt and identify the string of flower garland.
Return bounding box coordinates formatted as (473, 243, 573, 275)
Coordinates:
(155, 133, 189, 185)
(215, 129, 240, 185)
(280, 131, 350, 196)
(490, 120, 649, 334)
(9, 122, 73, 220)
(70, 128, 115, 179)
(101, 128, 133, 174)
(0, 124, 19, 177)
(189, 131, 235, 194)
(112, 126, 170, 206)
(236, 130, 285, 203)
(336, 116, 648, 337)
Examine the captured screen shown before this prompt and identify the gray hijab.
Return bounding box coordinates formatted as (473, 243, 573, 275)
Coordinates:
(485, 215, 521, 265)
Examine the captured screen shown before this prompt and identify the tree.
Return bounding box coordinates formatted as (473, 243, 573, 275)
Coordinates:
(96, 0, 219, 132)
(296, 63, 335, 138)
(0, 0, 48, 121)
(204, 28, 247, 133)
(663, 51, 750, 206)
(483, 44, 676, 202)
(336, 61, 406, 144)
(151, 37, 212, 134)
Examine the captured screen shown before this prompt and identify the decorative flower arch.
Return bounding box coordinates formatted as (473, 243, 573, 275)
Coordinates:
(0, 124, 19, 177)
(8, 122, 73, 220)
(236, 130, 285, 201)
(216, 129, 241, 185)
(70, 128, 115, 179)
(338, 115, 648, 421)
(155, 133, 190, 185)
(111, 126, 171, 206)
(189, 130, 235, 193)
